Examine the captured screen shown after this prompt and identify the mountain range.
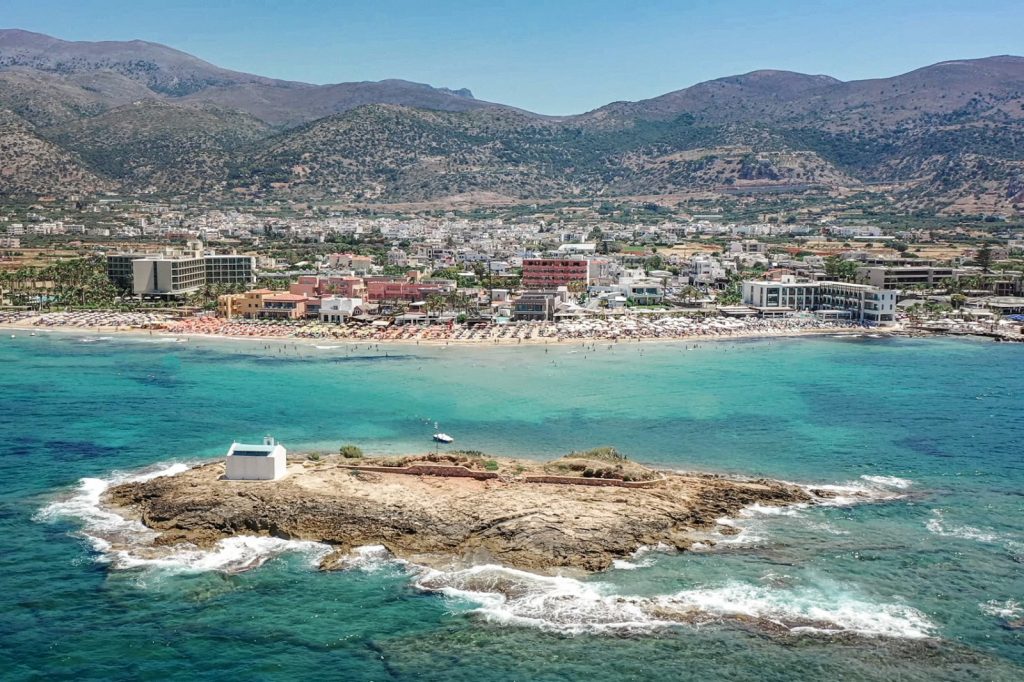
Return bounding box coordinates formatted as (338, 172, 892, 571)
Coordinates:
(2, 28, 1023, 214)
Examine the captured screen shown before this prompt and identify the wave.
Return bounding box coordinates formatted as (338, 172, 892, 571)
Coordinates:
(980, 599, 1022, 619)
(108, 535, 331, 574)
(35, 463, 330, 574)
(801, 476, 912, 507)
(859, 475, 913, 489)
(701, 474, 911, 548)
(413, 564, 934, 639)
(612, 542, 675, 568)
(925, 509, 1002, 543)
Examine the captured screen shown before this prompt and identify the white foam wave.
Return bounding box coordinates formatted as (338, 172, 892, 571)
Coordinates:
(314, 345, 341, 350)
(333, 544, 406, 573)
(860, 475, 913, 490)
(698, 474, 908, 552)
(611, 559, 644, 570)
(980, 599, 1022, 619)
(609, 544, 671, 569)
(926, 510, 1001, 543)
(802, 479, 907, 507)
(740, 503, 808, 518)
(109, 535, 331, 574)
(414, 565, 933, 639)
(36, 462, 329, 574)
(35, 463, 190, 547)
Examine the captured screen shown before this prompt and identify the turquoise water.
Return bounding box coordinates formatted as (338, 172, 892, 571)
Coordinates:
(1, 332, 1022, 680)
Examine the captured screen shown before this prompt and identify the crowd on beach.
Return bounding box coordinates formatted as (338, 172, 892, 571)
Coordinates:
(6, 309, 1019, 344)
(0, 308, 870, 342)
(18, 311, 174, 329)
(155, 314, 864, 343)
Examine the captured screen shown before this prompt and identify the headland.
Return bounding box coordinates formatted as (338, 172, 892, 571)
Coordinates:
(104, 449, 833, 573)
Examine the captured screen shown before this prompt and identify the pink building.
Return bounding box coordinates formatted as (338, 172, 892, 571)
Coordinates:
(521, 258, 591, 289)
(364, 278, 451, 303)
(289, 275, 365, 299)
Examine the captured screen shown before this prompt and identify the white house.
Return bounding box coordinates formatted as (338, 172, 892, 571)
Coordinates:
(225, 436, 287, 480)
(320, 296, 364, 323)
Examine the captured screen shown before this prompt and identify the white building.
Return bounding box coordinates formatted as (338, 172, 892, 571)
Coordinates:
(320, 296, 364, 323)
(225, 436, 287, 480)
(690, 255, 726, 285)
(741, 276, 897, 325)
(615, 278, 665, 305)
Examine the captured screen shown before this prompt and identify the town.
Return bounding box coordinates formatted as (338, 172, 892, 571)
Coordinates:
(1, 198, 1022, 342)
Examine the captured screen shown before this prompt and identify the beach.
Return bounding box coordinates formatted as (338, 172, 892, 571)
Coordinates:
(1, 309, 888, 345)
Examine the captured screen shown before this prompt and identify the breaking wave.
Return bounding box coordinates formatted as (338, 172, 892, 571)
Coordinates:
(926, 509, 1002, 543)
(980, 599, 1022, 619)
(35, 463, 330, 574)
(698, 474, 911, 550)
(800, 475, 913, 507)
(413, 564, 934, 639)
(860, 475, 913, 489)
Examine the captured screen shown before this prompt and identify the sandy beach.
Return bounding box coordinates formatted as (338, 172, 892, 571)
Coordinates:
(0, 309, 888, 346)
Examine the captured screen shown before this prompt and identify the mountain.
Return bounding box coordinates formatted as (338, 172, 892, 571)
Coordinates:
(0, 29, 504, 127)
(586, 57, 1024, 128)
(44, 100, 271, 193)
(0, 28, 1022, 214)
(0, 109, 111, 195)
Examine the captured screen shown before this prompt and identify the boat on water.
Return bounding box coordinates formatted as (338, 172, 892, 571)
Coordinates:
(432, 433, 454, 444)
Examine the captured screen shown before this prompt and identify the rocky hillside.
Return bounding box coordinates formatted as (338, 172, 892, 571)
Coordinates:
(234, 105, 855, 202)
(0, 109, 111, 195)
(0, 29, 504, 127)
(44, 100, 271, 193)
(0, 28, 1022, 214)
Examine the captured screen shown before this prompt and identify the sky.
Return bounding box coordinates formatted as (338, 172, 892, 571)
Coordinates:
(4, 0, 1023, 115)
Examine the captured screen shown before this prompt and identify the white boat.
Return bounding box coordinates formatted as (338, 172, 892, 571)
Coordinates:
(432, 433, 454, 444)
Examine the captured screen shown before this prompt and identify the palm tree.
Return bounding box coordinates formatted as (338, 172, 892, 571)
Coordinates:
(425, 294, 446, 321)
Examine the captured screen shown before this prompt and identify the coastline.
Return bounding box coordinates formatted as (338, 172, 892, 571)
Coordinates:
(0, 316, 898, 347)
(100, 452, 834, 574)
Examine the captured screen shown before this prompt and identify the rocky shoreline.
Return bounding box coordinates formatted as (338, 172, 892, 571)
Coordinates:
(105, 453, 816, 573)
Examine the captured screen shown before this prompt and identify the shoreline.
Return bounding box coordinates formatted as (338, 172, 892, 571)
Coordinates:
(0, 317, 897, 347)
(102, 452, 826, 574)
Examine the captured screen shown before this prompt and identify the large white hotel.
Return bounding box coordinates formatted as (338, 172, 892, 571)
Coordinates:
(742, 276, 897, 326)
(106, 241, 255, 298)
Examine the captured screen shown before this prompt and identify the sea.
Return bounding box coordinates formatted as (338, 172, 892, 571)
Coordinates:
(1, 332, 1022, 681)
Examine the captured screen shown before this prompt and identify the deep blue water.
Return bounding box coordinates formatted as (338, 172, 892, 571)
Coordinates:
(1, 332, 1022, 680)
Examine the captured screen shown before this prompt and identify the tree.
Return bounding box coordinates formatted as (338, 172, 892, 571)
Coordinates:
(824, 255, 859, 282)
(425, 294, 446, 320)
(680, 285, 701, 304)
(974, 244, 993, 273)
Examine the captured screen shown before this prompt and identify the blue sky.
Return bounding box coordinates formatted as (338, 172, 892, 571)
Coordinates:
(5, 0, 1023, 114)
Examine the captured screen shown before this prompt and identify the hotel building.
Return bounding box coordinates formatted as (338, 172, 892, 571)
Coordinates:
(521, 257, 608, 288)
(107, 242, 256, 298)
(742, 276, 897, 325)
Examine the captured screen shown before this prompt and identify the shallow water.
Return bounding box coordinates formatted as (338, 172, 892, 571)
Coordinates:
(2, 333, 1022, 680)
